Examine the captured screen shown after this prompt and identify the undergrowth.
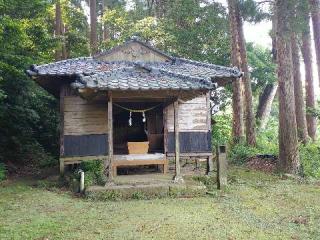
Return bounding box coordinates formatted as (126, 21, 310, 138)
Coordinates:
(0, 163, 6, 181)
(212, 114, 320, 179)
(73, 160, 107, 187)
(300, 142, 320, 179)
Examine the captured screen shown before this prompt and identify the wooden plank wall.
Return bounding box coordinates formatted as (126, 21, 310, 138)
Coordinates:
(64, 96, 108, 135)
(165, 95, 209, 132)
(167, 132, 212, 153)
(96, 42, 169, 62)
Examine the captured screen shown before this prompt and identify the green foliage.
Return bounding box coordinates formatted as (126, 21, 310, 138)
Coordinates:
(102, 1, 230, 65)
(211, 114, 232, 146)
(256, 118, 279, 156)
(228, 143, 260, 164)
(300, 142, 320, 179)
(77, 160, 106, 186)
(212, 114, 278, 164)
(161, 0, 230, 64)
(229, 125, 279, 164)
(247, 43, 277, 96)
(0, 163, 6, 181)
(239, 0, 271, 23)
(62, 1, 90, 57)
(0, 0, 59, 165)
(307, 104, 320, 120)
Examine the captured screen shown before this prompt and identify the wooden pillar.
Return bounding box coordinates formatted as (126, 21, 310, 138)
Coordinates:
(107, 91, 114, 181)
(173, 100, 184, 183)
(59, 85, 66, 176)
(206, 91, 214, 175)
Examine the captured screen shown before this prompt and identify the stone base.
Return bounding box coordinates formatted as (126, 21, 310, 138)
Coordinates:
(85, 174, 207, 200)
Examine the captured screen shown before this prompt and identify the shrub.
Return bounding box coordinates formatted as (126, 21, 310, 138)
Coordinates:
(228, 143, 260, 164)
(211, 114, 232, 146)
(300, 142, 320, 179)
(74, 160, 107, 187)
(255, 118, 279, 156)
(0, 163, 6, 181)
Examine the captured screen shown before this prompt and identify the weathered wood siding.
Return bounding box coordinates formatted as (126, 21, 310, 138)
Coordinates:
(165, 95, 210, 132)
(62, 94, 108, 157)
(64, 96, 108, 135)
(64, 134, 108, 157)
(167, 132, 212, 153)
(96, 42, 169, 62)
(165, 94, 212, 153)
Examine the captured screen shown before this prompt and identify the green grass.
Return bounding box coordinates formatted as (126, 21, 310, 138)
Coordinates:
(1, 167, 320, 239)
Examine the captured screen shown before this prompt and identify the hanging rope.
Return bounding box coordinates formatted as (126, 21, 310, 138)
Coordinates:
(113, 103, 162, 126)
(113, 103, 162, 113)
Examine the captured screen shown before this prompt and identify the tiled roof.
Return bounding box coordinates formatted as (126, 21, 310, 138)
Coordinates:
(72, 66, 215, 91)
(27, 57, 134, 77)
(27, 40, 241, 92)
(140, 58, 242, 80)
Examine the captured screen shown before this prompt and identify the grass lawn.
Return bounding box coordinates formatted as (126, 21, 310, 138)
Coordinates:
(0, 167, 320, 240)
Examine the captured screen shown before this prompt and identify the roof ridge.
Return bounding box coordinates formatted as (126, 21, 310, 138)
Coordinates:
(175, 57, 242, 76)
(136, 62, 216, 89)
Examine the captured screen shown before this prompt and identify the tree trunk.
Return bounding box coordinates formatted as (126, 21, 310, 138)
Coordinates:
(101, 0, 108, 42)
(275, 0, 300, 174)
(291, 33, 309, 144)
(155, 0, 167, 17)
(234, 0, 256, 146)
(90, 0, 98, 55)
(301, 13, 317, 141)
(309, 0, 320, 87)
(228, 0, 244, 144)
(256, 83, 278, 129)
(55, 0, 62, 61)
(62, 23, 68, 60)
(256, 12, 279, 130)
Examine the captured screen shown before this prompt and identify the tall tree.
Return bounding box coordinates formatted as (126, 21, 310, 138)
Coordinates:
(255, 14, 278, 129)
(101, 0, 108, 42)
(55, 0, 63, 61)
(309, 0, 320, 87)
(234, 0, 256, 146)
(256, 84, 278, 129)
(90, 0, 98, 54)
(301, 10, 317, 141)
(275, 0, 300, 174)
(291, 33, 308, 144)
(228, 0, 245, 144)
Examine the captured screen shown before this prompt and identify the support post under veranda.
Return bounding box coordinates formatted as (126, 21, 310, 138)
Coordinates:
(173, 99, 184, 183)
(107, 91, 114, 183)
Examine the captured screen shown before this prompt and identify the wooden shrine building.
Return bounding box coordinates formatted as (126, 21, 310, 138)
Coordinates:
(27, 37, 241, 182)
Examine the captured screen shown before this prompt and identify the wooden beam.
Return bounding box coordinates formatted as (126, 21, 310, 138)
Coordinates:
(61, 155, 107, 165)
(107, 91, 114, 181)
(173, 100, 184, 183)
(59, 85, 66, 176)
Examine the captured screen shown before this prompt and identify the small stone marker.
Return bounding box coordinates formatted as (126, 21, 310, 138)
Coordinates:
(217, 145, 227, 190)
(80, 171, 85, 193)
